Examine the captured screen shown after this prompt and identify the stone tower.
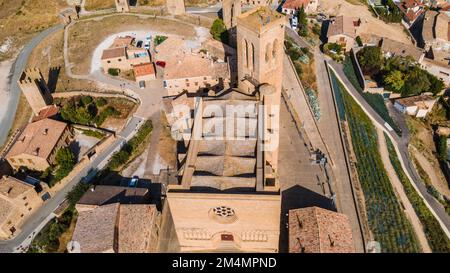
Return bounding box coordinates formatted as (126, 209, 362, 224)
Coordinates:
(166, 0, 185, 15)
(18, 68, 53, 115)
(115, 0, 130, 13)
(236, 6, 285, 172)
(223, 0, 241, 29)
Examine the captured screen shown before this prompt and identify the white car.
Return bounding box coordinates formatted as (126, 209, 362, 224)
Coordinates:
(139, 81, 146, 89)
(146, 35, 152, 42)
(144, 41, 150, 50)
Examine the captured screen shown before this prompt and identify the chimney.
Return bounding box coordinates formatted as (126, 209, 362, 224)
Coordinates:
(43, 128, 48, 135)
(33, 147, 40, 156)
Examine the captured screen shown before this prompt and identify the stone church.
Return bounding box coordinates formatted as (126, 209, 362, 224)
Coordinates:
(166, 6, 286, 253)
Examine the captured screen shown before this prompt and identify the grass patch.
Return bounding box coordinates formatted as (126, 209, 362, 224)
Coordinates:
(84, 0, 115, 11)
(331, 71, 421, 253)
(81, 129, 106, 139)
(385, 134, 450, 252)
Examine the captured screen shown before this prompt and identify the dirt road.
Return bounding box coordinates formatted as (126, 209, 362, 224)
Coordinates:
(377, 128, 431, 253)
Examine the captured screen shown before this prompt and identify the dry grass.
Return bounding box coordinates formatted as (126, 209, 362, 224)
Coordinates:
(0, 0, 68, 61)
(299, 59, 317, 91)
(137, 0, 167, 6)
(26, 29, 99, 93)
(184, 0, 218, 7)
(158, 112, 177, 167)
(68, 15, 196, 74)
(84, 0, 116, 11)
(119, 69, 135, 81)
(9, 94, 32, 136)
(56, 212, 78, 253)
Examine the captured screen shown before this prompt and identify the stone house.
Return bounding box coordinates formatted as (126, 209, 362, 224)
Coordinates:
(326, 16, 361, 52)
(5, 118, 72, 171)
(281, 0, 319, 16)
(0, 176, 44, 239)
(393, 94, 437, 118)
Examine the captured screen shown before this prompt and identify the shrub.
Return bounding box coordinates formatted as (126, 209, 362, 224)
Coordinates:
(108, 68, 119, 76)
(154, 35, 168, 46)
(357, 46, 383, 76)
(80, 96, 93, 106)
(210, 18, 228, 44)
(95, 97, 107, 107)
(437, 135, 448, 162)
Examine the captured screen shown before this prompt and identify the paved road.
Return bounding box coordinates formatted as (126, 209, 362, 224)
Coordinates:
(0, 116, 143, 253)
(328, 61, 450, 238)
(0, 24, 64, 147)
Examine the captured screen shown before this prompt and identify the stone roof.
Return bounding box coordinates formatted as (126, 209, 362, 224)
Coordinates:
(164, 53, 228, 80)
(72, 203, 119, 253)
(327, 16, 360, 39)
(6, 118, 68, 160)
(0, 176, 35, 199)
(101, 47, 127, 60)
(435, 12, 450, 42)
(289, 207, 355, 253)
(0, 198, 13, 227)
(118, 204, 158, 253)
(155, 37, 186, 61)
(422, 10, 439, 44)
(380, 38, 424, 62)
(237, 6, 285, 33)
(77, 185, 149, 207)
(133, 62, 155, 77)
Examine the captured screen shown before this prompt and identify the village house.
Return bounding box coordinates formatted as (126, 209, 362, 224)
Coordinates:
(393, 94, 437, 118)
(281, 0, 318, 16)
(0, 176, 44, 239)
(396, 0, 426, 26)
(133, 62, 156, 83)
(288, 207, 355, 253)
(75, 185, 150, 212)
(326, 16, 361, 52)
(5, 118, 72, 171)
(101, 36, 151, 72)
(163, 53, 230, 96)
(69, 203, 160, 253)
(380, 37, 425, 63)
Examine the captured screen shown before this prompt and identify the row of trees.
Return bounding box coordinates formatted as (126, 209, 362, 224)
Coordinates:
(357, 46, 444, 97)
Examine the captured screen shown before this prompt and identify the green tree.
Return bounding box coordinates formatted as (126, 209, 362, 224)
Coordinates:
(438, 135, 448, 162)
(210, 19, 228, 44)
(356, 36, 363, 47)
(55, 147, 75, 167)
(80, 96, 93, 106)
(297, 6, 308, 37)
(383, 70, 404, 93)
(402, 66, 431, 97)
(357, 46, 384, 76)
(95, 97, 108, 107)
(427, 73, 445, 95)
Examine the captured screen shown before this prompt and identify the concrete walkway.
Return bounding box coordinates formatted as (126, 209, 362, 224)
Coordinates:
(377, 128, 432, 253)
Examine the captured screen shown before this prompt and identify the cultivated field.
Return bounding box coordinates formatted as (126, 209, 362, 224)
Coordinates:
(331, 72, 421, 252)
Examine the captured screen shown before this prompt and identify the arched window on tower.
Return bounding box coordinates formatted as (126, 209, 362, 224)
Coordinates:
(265, 42, 272, 63)
(244, 39, 248, 68)
(272, 39, 278, 62)
(251, 43, 255, 72)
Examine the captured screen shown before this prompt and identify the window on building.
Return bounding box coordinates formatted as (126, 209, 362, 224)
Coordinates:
(24, 202, 29, 207)
(118, 59, 122, 62)
(107, 61, 111, 63)
(27, 159, 33, 164)
(195, 82, 198, 86)
(10, 158, 15, 163)
(19, 159, 24, 163)
(23, 196, 27, 200)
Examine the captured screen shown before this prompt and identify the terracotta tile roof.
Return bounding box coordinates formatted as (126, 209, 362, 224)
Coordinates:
(380, 37, 424, 61)
(395, 94, 436, 109)
(155, 37, 186, 60)
(396, 0, 425, 23)
(72, 203, 158, 253)
(6, 118, 68, 160)
(32, 105, 59, 122)
(289, 207, 355, 253)
(111, 36, 134, 48)
(72, 203, 119, 253)
(77, 185, 149, 207)
(101, 47, 127, 60)
(118, 204, 158, 253)
(282, 0, 310, 10)
(0, 198, 13, 227)
(164, 54, 228, 80)
(327, 16, 360, 39)
(133, 62, 155, 77)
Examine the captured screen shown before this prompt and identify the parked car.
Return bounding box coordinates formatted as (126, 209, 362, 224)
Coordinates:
(139, 81, 146, 89)
(144, 42, 150, 50)
(136, 40, 143, 48)
(156, 61, 166, 68)
(146, 35, 152, 42)
(129, 176, 139, 187)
